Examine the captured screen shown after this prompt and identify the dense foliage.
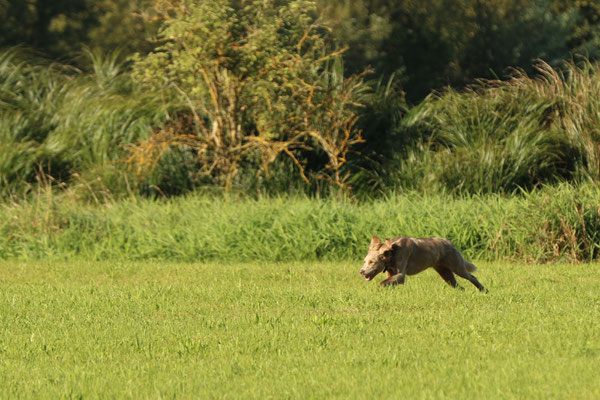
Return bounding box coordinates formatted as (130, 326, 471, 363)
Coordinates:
(391, 59, 600, 194)
(1, 0, 600, 198)
(129, 0, 369, 193)
(0, 48, 168, 199)
(320, 0, 578, 101)
(3, 0, 598, 100)
(0, 0, 156, 60)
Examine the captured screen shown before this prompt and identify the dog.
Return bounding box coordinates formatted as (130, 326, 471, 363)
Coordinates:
(360, 235, 487, 291)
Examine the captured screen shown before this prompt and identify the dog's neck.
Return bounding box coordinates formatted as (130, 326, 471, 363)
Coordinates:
(382, 260, 396, 274)
(380, 247, 397, 274)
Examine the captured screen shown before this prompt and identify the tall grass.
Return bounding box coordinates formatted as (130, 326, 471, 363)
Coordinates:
(392, 59, 600, 194)
(0, 49, 72, 192)
(530, 59, 600, 180)
(0, 48, 171, 199)
(1, 183, 598, 263)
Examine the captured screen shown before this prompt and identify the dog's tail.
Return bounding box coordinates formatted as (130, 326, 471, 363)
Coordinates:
(465, 261, 477, 273)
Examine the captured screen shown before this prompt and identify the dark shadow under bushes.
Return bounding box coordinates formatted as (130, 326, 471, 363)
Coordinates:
(347, 75, 412, 198)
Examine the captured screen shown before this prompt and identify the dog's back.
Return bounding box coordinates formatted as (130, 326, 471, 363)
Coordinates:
(388, 237, 455, 275)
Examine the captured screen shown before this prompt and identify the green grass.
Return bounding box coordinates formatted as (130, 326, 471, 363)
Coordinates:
(2, 184, 599, 263)
(1, 260, 599, 398)
(0, 48, 171, 199)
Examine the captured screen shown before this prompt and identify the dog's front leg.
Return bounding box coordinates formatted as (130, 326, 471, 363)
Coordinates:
(380, 244, 411, 287)
(380, 273, 405, 287)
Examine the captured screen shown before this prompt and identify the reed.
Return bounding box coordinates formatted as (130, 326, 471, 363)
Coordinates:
(392, 59, 600, 194)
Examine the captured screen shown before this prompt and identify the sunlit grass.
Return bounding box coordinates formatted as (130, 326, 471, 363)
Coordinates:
(395, 59, 600, 194)
(1, 184, 599, 263)
(1, 260, 598, 398)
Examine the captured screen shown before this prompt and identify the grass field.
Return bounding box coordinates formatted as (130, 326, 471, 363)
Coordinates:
(1, 260, 599, 398)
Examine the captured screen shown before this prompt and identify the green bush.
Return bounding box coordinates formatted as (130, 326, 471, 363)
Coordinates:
(0, 48, 170, 199)
(129, 0, 370, 194)
(3, 47, 600, 199)
(391, 59, 600, 194)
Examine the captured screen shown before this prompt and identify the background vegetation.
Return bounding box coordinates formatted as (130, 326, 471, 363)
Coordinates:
(2, 183, 598, 263)
(2, 0, 600, 262)
(2, 0, 600, 199)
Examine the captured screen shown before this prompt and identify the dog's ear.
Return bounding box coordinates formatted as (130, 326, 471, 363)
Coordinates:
(369, 235, 382, 249)
(379, 239, 398, 262)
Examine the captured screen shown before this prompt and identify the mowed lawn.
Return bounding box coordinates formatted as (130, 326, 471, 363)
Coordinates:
(1, 260, 599, 399)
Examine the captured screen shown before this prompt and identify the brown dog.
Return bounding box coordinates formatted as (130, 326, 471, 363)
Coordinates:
(360, 235, 487, 291)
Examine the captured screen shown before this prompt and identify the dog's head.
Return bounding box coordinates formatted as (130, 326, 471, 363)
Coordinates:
(360, 236, 395, 281)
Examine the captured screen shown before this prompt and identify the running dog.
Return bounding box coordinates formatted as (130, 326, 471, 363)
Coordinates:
(360, 235, 487, 291)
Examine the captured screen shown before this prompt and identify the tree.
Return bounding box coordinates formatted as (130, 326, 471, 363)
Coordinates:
(129, 0, 369, 194)
(0, 0, 155, 61)
(0, 0, 91, 58)
(552, 0, 600, 58)
(319, 0, 572, 102)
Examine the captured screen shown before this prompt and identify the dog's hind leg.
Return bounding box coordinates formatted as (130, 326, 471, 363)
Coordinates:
(448, 250, 487, 292)
(454, 268, 487, 292)
(434, 267, 463, 289)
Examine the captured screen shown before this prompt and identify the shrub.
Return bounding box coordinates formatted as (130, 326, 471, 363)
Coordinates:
(392, 59, 600, 194)
(0, 48, 167, 199)
(129, 0, 370, 195)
